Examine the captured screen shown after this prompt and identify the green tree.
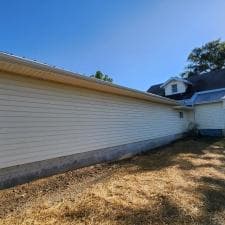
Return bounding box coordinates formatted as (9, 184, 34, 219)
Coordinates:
(90, 71, 113, 82)
(181, 39, 225, 78)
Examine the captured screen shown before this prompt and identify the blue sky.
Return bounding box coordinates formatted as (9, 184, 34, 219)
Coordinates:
(1, 0, 225, 91)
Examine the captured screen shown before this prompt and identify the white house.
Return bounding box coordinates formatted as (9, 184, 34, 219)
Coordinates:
(148, 73, 225, 136)
(0, 52, 224, 189)
(0, 53, 191, 188)
(160, 77, 192, 96)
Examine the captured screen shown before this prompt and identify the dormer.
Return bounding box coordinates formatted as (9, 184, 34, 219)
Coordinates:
(160, 77, 192, 96)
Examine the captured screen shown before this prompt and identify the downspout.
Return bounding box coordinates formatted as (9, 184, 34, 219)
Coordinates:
(192, 101, 196, 125)
(223, 99, 225, 136)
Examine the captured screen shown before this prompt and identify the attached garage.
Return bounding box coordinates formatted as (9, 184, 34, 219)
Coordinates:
(0, 53, 190, 188)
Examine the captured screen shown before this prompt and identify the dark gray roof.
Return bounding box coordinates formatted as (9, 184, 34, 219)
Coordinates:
(147, 69, 225, 100)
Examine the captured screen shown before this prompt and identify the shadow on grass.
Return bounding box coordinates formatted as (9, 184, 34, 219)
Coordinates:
(120, 137, 225, 172)
(2, 137, 225, 225)
(63, 194, 194, 225)
(61, 137, 225, 225)
(199, 177, 225, 213)
(117, 137, 215, 171)
(96, 137, 225, 225)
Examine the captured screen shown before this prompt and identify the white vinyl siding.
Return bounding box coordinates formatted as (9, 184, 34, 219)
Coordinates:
(165, 81, 187, 96)
(195, 102, 225, 129)
(0, 73, 188, 169)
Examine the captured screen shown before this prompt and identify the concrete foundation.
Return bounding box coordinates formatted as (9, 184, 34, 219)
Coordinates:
(199, 129, 225, 137)
(0, 133, 183, 189)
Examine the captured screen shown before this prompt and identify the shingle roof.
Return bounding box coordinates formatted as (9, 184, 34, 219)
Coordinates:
(147, 69, 225, 100)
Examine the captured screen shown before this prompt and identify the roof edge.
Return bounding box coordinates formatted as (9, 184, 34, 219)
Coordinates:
(194, 99, 223, 105)
(0, 52, 179, 106)
(188, 88, 225, 105)
(173, 105, 193, 111)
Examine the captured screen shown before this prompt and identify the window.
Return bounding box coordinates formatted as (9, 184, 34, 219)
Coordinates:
(179, 112, 184, 119)
(171, 84, 177, 93)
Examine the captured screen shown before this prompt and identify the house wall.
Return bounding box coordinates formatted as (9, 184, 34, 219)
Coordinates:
(186, 111, 195, 127)
(194, 102, 225, 136)
(0, 72, 189, 188)
(165, 80, 187, 96)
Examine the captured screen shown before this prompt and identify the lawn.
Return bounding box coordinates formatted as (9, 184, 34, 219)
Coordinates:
(1, 137, 225, 225)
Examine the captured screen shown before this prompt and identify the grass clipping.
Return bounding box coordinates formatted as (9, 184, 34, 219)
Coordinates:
(1, 137, 225, 225)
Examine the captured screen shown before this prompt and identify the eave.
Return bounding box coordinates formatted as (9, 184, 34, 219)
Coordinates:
(0, 52, 179, 106)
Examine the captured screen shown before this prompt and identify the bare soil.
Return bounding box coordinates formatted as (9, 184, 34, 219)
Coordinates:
(1, 137, 225, 225)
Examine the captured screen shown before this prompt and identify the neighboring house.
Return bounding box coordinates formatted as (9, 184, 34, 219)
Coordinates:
(148, 70, 225, 136)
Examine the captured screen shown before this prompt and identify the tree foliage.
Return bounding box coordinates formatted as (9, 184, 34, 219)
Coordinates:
(90, 71, 113, 82)
(181, 39, 225, 78)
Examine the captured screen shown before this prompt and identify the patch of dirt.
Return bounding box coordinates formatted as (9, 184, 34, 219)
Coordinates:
(1, 137, 225, 225)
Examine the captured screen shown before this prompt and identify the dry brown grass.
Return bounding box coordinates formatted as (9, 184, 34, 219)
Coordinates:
(1, 137, 225, 225)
